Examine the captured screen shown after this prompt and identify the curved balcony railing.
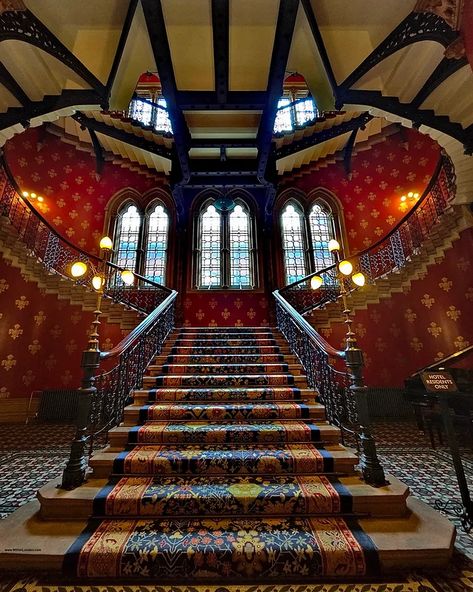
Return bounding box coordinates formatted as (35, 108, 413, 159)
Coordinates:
(273, 151, 456, 486)
(280, 152, 455, 316)
(0, 160, 171, 314)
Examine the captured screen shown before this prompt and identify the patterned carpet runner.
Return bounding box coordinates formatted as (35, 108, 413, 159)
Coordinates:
(64, 327, 379, 581)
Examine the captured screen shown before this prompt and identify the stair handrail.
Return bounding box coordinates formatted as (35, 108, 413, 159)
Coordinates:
(0, 157, 170, 313)
(273, 151, 456, 487)
(409, 345, 473, 376)
(61, 288, 177, 489)
(279, 152, 455, 315)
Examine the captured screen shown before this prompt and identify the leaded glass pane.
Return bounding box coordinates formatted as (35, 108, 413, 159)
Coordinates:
(115, 204, 141, 276)
(155, 98, 173, 134)
(309, 204, 335, 271)
(294, 97, 316, 126)
(274, 98, 292, 133)
(230, 204, 252, 288)
(129, 98, 153, 127)
(281, 203, 307, 284)
(144, 204, 168, 285)
(200, 204, 221, 287)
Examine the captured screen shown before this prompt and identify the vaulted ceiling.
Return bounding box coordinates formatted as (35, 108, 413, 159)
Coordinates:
(0, 0, 472, 203)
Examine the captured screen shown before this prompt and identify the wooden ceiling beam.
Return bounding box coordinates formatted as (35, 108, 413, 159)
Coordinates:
(178, 90, 266, 110)
(105, 0, 139, 97)
(411, 56, 468, 109)
(141, 0, 191, 184)
(256, 0, 299, 183)
(211, 0, 229, 105)
(0, 62, 31, 106)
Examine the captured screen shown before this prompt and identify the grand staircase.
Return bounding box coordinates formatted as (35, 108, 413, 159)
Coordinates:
(0, 325, 454, 582)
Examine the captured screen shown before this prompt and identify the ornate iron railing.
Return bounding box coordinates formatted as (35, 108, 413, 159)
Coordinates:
(0, 163, 170, 313)
(280, 152, 456, 316)
(62, 290, 177, 489)
(274, 151, 457, 486)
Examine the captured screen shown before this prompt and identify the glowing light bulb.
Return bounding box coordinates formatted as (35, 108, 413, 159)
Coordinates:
(30, 193, 37, 199)
(408, 192, 414, 198)
(92, 275, 104, 291)
(99, 236, 113, 250)
(71, 261, 87, 278)
(37, 196, 44, 202)
(414, 192, 419, 199)
(121, 270, 134, 285)
(401, 195, 407, 202)
(328, 239, 340, 252)
(352, 272, 366, 287)
(338, 260, 353, 276)
(22, 191, 29, 198)
(310, 275, 323, 290)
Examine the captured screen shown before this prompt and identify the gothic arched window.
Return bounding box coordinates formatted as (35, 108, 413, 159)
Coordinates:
(113, 199, 169, 285)
(280, 196, 339, 285)
(196, 198, 256, 289)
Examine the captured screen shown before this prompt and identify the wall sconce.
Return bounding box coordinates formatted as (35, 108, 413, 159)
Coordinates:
(22, 191, 44, 203)
(400, 191, 419, 204)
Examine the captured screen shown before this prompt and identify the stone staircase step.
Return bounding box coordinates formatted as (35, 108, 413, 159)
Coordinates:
(131, 386, 318, 404)
(155, 353, 291, 364)
(38, 474, 409, 520)
(122, 402, 326, 424)
(0, 498, 454, 575)
(108, 421, 341, 449)
(147, 363, 303, 375)
(143, 373, 308, 388)
(170, 345, 287, 355)
(90, 443, 357, 478)
(174, 338, 278, 346)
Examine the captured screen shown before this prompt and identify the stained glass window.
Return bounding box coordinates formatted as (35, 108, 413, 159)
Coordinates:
(115, 204, 141, 276)
(230, 204, 252, 287)
(113, 200, 170, 287)
(196, 199, 256, 289)
(155, 98, 173, 134)
(281, 203, 307, 284)
(199, 204, 221, 287)
(309, 203, 335, 271)
(144, 203, 169, 285)
(273, 96, 318, 133)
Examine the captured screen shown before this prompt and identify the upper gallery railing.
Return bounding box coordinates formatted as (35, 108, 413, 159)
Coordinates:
(0, 162, 170, 314)
(280, 152, 455, 316)
(274, 151, 456, 487)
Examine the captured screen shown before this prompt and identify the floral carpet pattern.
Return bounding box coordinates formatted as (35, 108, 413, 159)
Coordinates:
(62, 327, 379, 580)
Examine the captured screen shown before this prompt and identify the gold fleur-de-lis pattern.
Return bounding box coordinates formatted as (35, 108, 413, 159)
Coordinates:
(5, 127, 168, 255)
(279, 128, 440, 254)
(318, 228, 473, 388)
(0, 256, 126, 399)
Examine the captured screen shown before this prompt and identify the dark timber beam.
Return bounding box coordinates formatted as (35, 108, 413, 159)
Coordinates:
(177, 90, 266, 110)
(191, 138, 256, 148)
(343, 127, 358, 177)
(141, 0, 191, 184)
(72, 112, 173, 161)
(0, 89, 103, 131)
(0, 9, 107, 99)
(275, 112, 372, 159)
(338, 11, 459, 98)
(0, 62, 31, 106)
(340, 88, 473, 155)
(301, 0, 337, 95)
(86, 128, 105, 177)
(257, 0, 299, 183)
(190, 158, 257, 174)
(411, 56, 468, 109)
(106, 0, 139, 96)
(211, 0, 229, 104)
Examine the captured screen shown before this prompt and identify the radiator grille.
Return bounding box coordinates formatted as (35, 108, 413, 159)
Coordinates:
(367, 387, 412, 420)
(37, 389, 80, 422)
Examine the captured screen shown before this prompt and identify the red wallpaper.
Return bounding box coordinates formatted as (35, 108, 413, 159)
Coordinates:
(0, 256, 126, 400)
(319, 228, 473, 387)
(181, 293, 271, 328)
(281, 129, 441, 254)
(4, 128, 168, 256)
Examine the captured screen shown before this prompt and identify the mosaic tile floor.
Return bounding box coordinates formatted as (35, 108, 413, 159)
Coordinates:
(1, 421, 473, 591)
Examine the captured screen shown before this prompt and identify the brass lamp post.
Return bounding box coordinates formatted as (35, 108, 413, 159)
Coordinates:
(311, 240, 386, 487)
(61, 236, 135, 489)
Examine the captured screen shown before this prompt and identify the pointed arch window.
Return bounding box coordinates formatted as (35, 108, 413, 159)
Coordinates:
(280, 197, 340, 285)
(113, 200, 169, 285)
(196, 199, 256, 289)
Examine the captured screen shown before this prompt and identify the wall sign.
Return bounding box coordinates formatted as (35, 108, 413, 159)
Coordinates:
(421, 371, 458, 392)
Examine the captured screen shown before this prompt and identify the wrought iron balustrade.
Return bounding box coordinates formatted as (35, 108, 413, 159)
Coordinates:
(280, 152, 456, 317)
(274, 151, 456, 487)
(0, 164, 170, 314)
